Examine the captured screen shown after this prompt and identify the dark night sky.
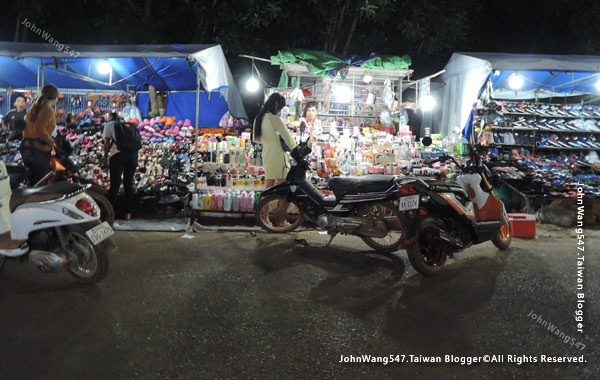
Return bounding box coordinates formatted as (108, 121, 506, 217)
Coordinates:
(0, 0, 598, 117)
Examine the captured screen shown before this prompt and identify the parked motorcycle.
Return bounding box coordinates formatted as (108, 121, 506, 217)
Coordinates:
(0, 162, 115, 283)
(255, 140, 408, 252)
(4, 132, 115, 226)
(398, 141, 512, 276)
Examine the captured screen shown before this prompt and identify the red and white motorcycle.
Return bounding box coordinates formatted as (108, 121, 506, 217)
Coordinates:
(398, 142, 512, 276)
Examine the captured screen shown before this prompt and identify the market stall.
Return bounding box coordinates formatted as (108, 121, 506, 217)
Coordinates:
(190, 49, 425, 216)
(431, 52, 600, 224)
(0, 42, 248, 217)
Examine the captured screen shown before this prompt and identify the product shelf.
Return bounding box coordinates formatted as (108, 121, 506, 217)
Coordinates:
(499, 111, 600, 119)
(535, 129, 600, 134)
(535, 146, 599, 151)
(195, 185, 266, 192)
(490, 126, 537, 131)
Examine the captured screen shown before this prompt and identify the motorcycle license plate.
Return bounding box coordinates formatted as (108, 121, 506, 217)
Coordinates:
(399, 195, 420, 211)
(86, 221, 114, 245)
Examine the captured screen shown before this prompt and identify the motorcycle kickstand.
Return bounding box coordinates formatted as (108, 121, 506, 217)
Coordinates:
(325, 231, 338, 248)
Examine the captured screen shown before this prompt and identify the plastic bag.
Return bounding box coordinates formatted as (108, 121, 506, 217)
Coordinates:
(379, 107, 393, 127)
(122, 104, 142, 122)
(535, 206, 573, 227)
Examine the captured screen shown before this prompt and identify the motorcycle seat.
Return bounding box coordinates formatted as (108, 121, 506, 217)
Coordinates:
(425, 180, 465, 190)
(329, 175, 396, 199)
(297, 180, 338, 207)
(10, 182, 87, 212)
(5, 164, 29, 189)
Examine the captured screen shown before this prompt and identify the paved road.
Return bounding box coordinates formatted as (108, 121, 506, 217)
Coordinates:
(0, 228, 598, 380)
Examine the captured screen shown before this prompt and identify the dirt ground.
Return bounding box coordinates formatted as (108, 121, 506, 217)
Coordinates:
(0, 224, 597, 380)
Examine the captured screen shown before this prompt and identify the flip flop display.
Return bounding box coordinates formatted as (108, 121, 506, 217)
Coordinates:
(1, 110, 267, 216)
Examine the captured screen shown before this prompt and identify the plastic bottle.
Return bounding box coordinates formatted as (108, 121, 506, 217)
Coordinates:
(191, 191, 199, 209)
(205, 192, 213, 210)
(232, 191, 240, 212)
(239, 191, 247, 212)
(216, 191, 224, 211)
(197, 192, 204, 210)
(203, 193, 210, 210)
(224, 191, 232, 211)
(247, 191, 255, 211)
(254, 192, 261, 210)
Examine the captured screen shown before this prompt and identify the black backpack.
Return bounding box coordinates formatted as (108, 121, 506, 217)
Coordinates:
(113, 121, 142, 152)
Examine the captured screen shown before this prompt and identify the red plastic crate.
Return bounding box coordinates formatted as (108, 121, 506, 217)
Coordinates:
(508, 213, 536, 239)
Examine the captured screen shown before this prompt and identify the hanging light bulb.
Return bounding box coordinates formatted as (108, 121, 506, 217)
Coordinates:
(97, 61, 112, 75)
(246, 77, 260, 92)
(509, 74, 524, 90)
(419, 95, 436, 112)
(333, 85, 352, 103)
(362, 74, 373, 83)
(245, 59, 261, 93)
(595, 79, 600, 92)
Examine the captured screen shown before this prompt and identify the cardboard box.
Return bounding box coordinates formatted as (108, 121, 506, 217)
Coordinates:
(508, 213, 536, 239)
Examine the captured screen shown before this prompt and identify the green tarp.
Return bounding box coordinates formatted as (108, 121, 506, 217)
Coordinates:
(270, 49, 411, 78)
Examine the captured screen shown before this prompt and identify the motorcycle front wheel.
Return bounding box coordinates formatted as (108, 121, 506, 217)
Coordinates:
(65, 230, 110, 283)
(358, 202, 408, 252)
(255, 194, 305, 233)
(492, 219, 512, 250)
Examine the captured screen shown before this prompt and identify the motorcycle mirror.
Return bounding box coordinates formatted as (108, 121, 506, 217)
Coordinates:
(422, 136, 433, 147)
(300, 121, 306, 134)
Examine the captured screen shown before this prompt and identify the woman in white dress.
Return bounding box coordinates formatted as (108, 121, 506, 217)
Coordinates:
(253, 93, 296, 187)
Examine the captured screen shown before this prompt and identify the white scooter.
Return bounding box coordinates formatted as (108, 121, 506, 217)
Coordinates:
(0, 162, 115, 283)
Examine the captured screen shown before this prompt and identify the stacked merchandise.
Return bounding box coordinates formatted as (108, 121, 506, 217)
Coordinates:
(486, 155, 600, 199)
(190, 132, 265, 213)
(189, 125, 429, 214)
(473, 100, 600, 201)
(296, 126, 421, 178)
(474, 101, 600, 154)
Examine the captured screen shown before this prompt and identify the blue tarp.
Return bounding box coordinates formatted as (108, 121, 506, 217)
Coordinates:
(165, 92, 229, 126)
(0, 42, 248, 121)
(136, 93, 150, 116)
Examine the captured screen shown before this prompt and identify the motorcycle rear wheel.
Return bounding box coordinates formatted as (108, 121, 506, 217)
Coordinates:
(359, 202, 408, 252)
(407, 217, 447, 276)
(65, 230, 109, 283)
(255, 194, 305, 233)
(87, 191, 115, 227)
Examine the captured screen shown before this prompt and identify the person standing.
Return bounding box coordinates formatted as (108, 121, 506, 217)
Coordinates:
(2, 94, 28, 141)
(103, 112, 141, 220)
(21, 85, 58, 185)
(253, 93, 296, 188)
(299, 101, 323, 138)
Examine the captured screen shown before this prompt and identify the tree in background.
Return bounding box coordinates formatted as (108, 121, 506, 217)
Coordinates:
(3, 0, 600, 79)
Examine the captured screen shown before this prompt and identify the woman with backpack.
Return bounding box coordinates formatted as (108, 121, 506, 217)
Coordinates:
(103, 112, 142, 220)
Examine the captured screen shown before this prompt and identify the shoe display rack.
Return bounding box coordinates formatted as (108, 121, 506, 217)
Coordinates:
(476, 101, 600, 154)
(472, 100, 600, 207)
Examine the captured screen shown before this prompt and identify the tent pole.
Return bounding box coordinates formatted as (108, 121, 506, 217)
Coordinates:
(40, 64, 45, 89)
(194, 64, 201, 193)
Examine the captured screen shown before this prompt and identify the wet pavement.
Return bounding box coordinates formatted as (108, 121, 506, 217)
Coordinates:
(0, 226, 598, 379)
